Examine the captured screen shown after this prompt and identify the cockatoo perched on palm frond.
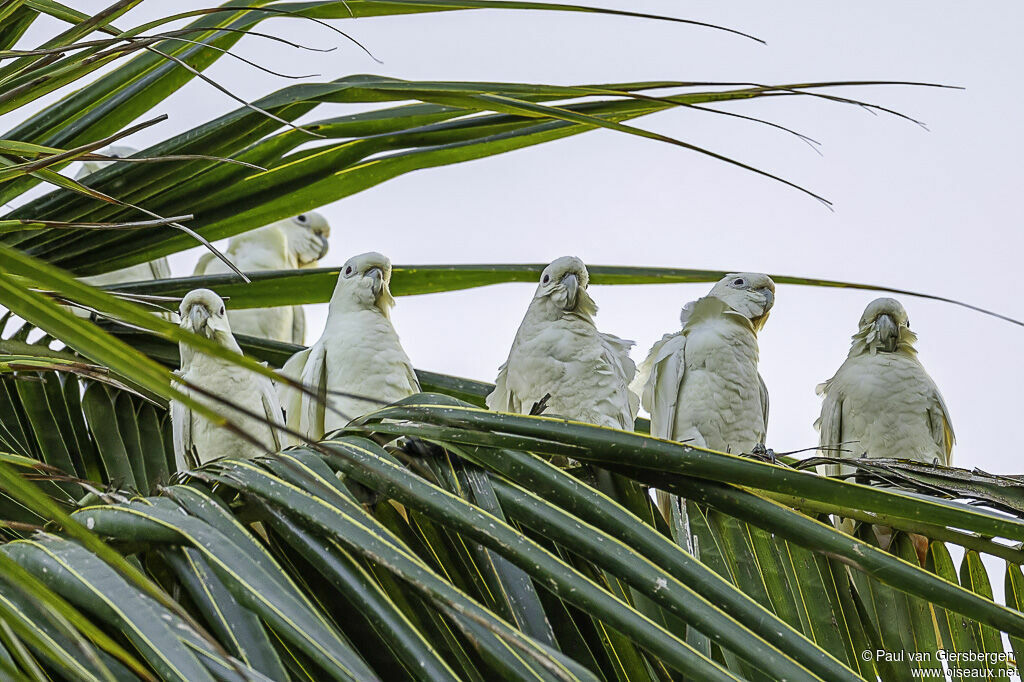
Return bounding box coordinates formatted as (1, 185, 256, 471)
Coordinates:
(635, 272, 775, 523)
(171, 289, 285, 470)
(278, 252, 419, 442)
(193, 213, 331, 344)
(76, 146, 173, 287)
(635, 272, 775, 454)
(815, 297, 954, 562)
(487, 256, 639, 430)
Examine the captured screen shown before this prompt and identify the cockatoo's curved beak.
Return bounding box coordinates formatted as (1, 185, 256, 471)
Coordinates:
(366, 267, 384, 298)
(561, 273, 579, 311)
(747, 288, 774, 331)
(188, 305, 211, 335)
(317, 236, 329, 261)
(874, 313, 898, 351)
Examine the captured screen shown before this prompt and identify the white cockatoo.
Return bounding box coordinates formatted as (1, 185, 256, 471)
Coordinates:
(278, 252, 419, 441)
(815, 297, 954, 561)
(193, 213, 331, 344)
(76, 146, 173, 288)
(76, 144, 140, 179)
(171, 289, 285, 469)
(635, 273, 776, 452)
(635, 272, 775, 522)
(487, 256, 639, 429)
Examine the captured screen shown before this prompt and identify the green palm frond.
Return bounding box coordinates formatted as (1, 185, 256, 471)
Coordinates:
(0, 402, 1018, 680)
(0, 2, 1018, 680)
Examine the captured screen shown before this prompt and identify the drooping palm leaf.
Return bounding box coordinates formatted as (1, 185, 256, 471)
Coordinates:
(104, 263, 1024, 327)
(8, 80, 950, 277)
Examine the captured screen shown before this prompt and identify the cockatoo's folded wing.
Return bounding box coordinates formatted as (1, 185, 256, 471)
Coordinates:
(278, 347, 310, 416)
(758, 372, 770, 433)
(402, 357, 421, 395)
(598, 331, 639, 426)
(290, 306, 306, 346)
(486, 362, 518, 413)
(171, 373, 193, 472)
(634, 331, 687, 440)
(928, 389, 955, 467)
(279, 342, 327, 442)
(632, 299, 711, 439)
(257, 372, 286, 451)
(814, 377, 843, 478)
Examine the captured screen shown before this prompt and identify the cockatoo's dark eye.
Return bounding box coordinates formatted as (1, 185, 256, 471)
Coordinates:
(542, 274, 550, 284)
(296, 214, 307, 223)
(345, 266, 353, 276)
(219, 306, 225, 316)
(732, 278, 745, 287)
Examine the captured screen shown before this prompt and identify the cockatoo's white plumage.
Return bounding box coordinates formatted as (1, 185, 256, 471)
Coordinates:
(815, 298, 953, 561)
(487, 256, 639, 429)
(76, 145, 140, 179)
(278, 252, 419, 441)
(193, 213, 331, 344)
(171, 289, 285, 469)
(635, 273, 775, 453)
(76, 146, 173, 288)
(816, 297, 954, 472)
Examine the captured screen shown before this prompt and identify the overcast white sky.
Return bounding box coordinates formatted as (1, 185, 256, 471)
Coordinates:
(7, 3, 1024, 471)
